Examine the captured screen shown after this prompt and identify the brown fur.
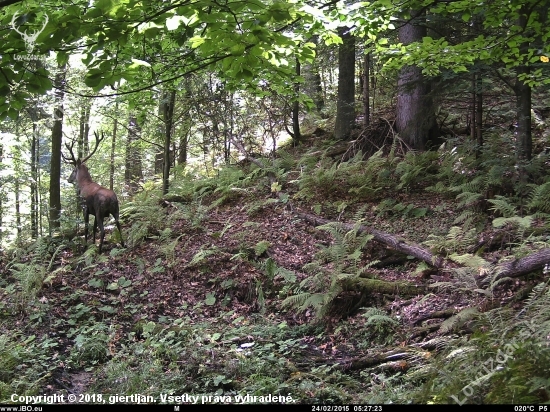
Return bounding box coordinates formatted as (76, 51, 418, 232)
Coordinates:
(69, 160, 124, 253)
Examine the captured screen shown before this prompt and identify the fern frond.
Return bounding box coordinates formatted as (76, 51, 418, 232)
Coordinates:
(440, 307, 479, 334)
(487, 196, 517, 218)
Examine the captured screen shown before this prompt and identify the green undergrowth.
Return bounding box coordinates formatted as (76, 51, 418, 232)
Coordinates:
(2, 134, 550, 403)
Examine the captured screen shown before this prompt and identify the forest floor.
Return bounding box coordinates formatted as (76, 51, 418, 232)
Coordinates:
(1, 134, 548, 404)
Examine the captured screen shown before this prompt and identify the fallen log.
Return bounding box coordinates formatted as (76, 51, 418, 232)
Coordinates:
(296, 211, 445, 268)
(341, 277, 424, 297)
(488, 248, 550, 284)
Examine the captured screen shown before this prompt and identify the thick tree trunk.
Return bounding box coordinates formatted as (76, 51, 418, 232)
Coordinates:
(334, 26, 356, 140)
(396, 10, 436, 151)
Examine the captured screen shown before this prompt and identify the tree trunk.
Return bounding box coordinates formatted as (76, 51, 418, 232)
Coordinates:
(475, 72, 483, 148)
(303, 36, 324, 113)
(49, 66, 65, 231)
(334, 26, 356, 140)
(31, 122, 39, 239)
(78, 99, 91, 159)
(162, 89, 176, 196)
(292, 57, 301, 144)
(125, 115, 143, 194)
(363, 51, 370, 128)
(179, 131, 188, 166)
(15, 174, 21, 238)
(110, 100, 119, 191)
(0, 144, 3, 244)
(395, 10, 436, 151)
(515, 5, 532, 161)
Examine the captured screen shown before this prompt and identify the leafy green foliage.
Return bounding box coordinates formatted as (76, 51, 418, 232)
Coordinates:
(283, 223, 374, 319)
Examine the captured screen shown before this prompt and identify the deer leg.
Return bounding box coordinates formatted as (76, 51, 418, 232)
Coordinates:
(84, 209, 90, 244)
(93, 216, 98, 242)
(115, 219, 125, 247)
(97, 214, 105, 253)
(113, 210, 124, 247)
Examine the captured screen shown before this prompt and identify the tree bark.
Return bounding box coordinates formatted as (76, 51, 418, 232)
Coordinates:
(109, 99, 119, 191)
(49, 66, 65, 231)
(0, 144, 2, 244)
(125, 115, 143, 194)
(31, 122, 39, 238)
(363, 51, 370, 128)
(490, 248, 550, 284)
(334, 26, 356, 140)
(396, 10, 436, 151)
(162, 89, 176, 196)
(303, 36, 324, 113)
(292, 57, 301, 144)
(514, 5, 532, 161)
(341, 277, 424, 297)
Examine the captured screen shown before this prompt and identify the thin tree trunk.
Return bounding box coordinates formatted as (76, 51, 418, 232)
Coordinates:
(0, 144, 3, 244)
(15, 175, 21, 238)
(31, 122, 38, 238)
(475, 73, 483, 148)
(515, 5, 532, 161)
(78, 99, 91, 159)
(49, 66, 65, 231)
(334, 26, 356, 140)
(363, 51, 370, 128)
(125, 115, 143, 194)
(162, 89, 176, 196)
(292, 57, 301, 144)
(110, 100, 119, 191)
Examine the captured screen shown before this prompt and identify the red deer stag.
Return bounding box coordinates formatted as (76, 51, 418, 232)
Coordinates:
(63, 131, 124, 253)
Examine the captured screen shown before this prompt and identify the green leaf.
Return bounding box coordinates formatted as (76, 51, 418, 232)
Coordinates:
(205, 292, 216, 306)
(88, 278, 104, 288)
(98, 305, 116, 313)
(107, 282, 118, 290)
(190, 36, 206, 48)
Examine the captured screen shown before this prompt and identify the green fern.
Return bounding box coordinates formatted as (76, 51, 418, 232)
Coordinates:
(527, 182, 550, 214)
(440, 307, 480, 334)
(487, 195, 517, 218)
(425, 226, 478, 255)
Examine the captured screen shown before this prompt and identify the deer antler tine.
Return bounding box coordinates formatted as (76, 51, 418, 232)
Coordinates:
(62, 139, 77, 165)
(81, 130, 106, 163)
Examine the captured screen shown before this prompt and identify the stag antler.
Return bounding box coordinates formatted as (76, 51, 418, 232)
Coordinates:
(62, 131, 106, 165)
(10, 11, 49, 54)
(61, 139, 78, 165)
